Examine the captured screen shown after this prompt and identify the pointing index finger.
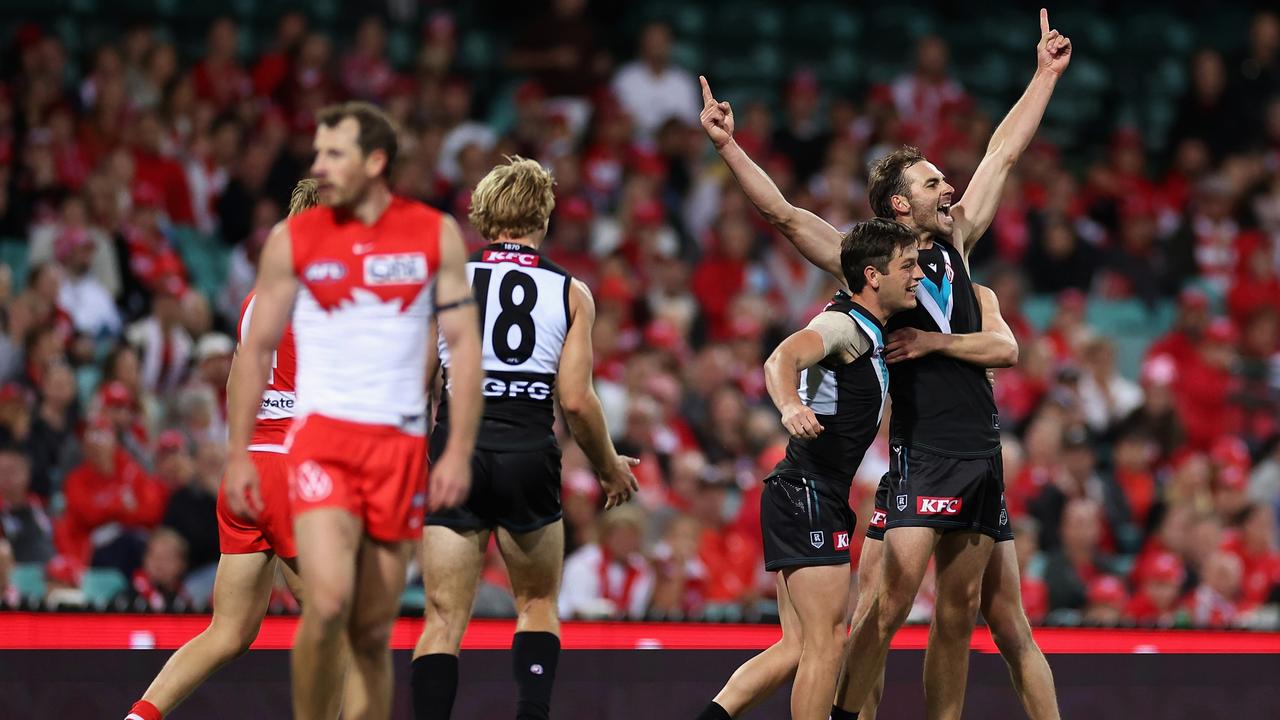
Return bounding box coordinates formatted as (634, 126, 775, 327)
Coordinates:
(699, 75, 715, 105)
(1040, 8, 1049, 35)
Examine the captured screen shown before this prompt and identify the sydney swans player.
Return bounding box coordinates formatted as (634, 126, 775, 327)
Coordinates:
(225, 102, 482, 720)
(700, 10, 1070, 720)
(125, 180, 321, 720)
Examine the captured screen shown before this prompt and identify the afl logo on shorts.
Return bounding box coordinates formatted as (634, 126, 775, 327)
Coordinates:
(295, 461, 333, 502)
(810, 531, 825, 549)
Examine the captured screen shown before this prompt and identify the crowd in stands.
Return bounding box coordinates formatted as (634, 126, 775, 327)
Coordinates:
(0, 2, 1278, 629)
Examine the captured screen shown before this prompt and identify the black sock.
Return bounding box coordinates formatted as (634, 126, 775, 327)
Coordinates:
(695, 701, 733, 720)
(411, 653, 459, 720)
(829, 706, 860, 720)
(512, 631, 560, 720)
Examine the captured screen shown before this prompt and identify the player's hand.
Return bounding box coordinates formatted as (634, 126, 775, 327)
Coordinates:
(224, 452, 263, 519)
(699, 76, 735, 150)
(780, 403, 824, 440)
(1036, 8, 1072, 75)
(884, 327, 942, 363)
(598, 455, 640, 510)
(428, 449, 472, 511)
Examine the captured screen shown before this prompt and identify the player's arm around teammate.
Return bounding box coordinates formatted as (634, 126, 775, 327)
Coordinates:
(883, 284, 1018, 367)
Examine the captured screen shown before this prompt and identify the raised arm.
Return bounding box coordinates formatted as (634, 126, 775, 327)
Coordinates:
(224, 221, 298, 517)
(699, 75, 845, 282)
(429, 215, 483, 511)
(763, 328, 831, 440)
(950, 8, 1071, 257)
(557, 279, 638, 509)
(883, 283, 1018, 368)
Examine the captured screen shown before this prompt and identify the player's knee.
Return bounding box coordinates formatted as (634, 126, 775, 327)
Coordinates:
(935, 592, 983, 639)
(303, 585, 351, 631)
(348, 617, 394, 659)
(986, 603, 1033, 657)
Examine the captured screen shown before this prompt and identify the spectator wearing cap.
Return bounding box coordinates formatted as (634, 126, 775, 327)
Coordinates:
(1126, 551, 1187, 626)
(1082, 575, 1129, 626)
(122, 184, 189, 296)
(56, 224, 121, 338)
(610, 21, 699, 143)
(547, 195, 600, 286)
(96, 379, 150, 464)
(27, 195, 121, 299)
(25, 362, 78, 499)
(1119, 355, 1186, 463)
(1220, 503, 1280, 611)
(125, 274, 194, 395)
(559, 505, 655, 620)
(0, 444, 54, 564)
(188, 332, 234, 430)
(54, 418, 167, 572)
(1174, 318, 1243, 450)
(1043, 498, 1122, 611)
(158, 432, 219, 577)
(1182, 550, 1244, 627)
(1212, 437, 1254, 522)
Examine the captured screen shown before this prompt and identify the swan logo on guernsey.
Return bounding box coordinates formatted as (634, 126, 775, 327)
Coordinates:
(295, 461, 333, 502)
(364, 253, 427, 286)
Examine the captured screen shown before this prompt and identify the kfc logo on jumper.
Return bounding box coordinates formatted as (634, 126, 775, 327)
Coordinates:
(870, 510, 888, 529)
(294, 461, 333, 502)
(482, 250, 540, 267)
(917, 496, 962, 515)
(834, 531, 850, 550)
(364, 253, 427, 285)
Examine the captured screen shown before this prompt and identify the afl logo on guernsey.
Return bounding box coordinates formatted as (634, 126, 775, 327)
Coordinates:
(304, 260, 347, 283)
(365, 253, 427, 285)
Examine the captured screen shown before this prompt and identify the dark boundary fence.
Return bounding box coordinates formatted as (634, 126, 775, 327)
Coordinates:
(1, 649, 1276, 719)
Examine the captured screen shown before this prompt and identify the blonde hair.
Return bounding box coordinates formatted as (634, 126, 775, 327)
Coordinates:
(468, 156, 556, 241)
(289, 178, 320, 216)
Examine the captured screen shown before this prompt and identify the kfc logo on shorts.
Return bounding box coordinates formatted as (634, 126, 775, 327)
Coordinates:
(834, 531, 850, 550)
(917, 496, 962, 515)
(896, 494, 908, 511)
(870, 510, 888, 529)
(364, 253, 427, 286)
(295, 461, 333, 502)
(482, 250, 540, 267)
(810, 531, 825, 549)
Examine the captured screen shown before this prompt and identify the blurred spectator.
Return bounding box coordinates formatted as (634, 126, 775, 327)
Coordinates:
(1126, 551, 1187, 626)
(1120, 355, 1186, 462)
(890, 36, 967, 156)
(125, 276, 194, 395)
(560, 505, 654, 619)
(1044, 499, 1122, 610)
(1221, 503, 1280, 611)
(1077, 337, 1143, 435)
(57, 226, 121, 338)
(1012, 516, 1049, 624)
(25, 361, 78, 499)
(688, 472, 759, 608)
(1183, 550, 1244, 627)
(1025, 214, 1100, 294)
(54, 419, 167, 572)
(128, 526, 192, 611)
(1174, 318, 1242, 450)
(1082, 575, 1128, 625)
(0, 444, 54, 563)
(29, 195, 121, 298)
(341, 16, 396, 103)
(611, 21, 700, 142)
(647, 513, 707, 618)
(1170, 49, 1242, 160)
(1146, 288, 1211, 371)
(157, 433, 219, 574)
(0, 538, 16, 606)
(773, 70, 831, 183)
(191, 17, 250, 112)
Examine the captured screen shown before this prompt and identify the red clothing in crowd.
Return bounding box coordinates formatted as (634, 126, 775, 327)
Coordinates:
(697, 525, 759, 603)
(1221, 532, 1280, 611)
(1174, 355, 1241, 450)
(1124, 590, 1180, 625)
(192, 59, 251, 112)
(1021, 576, 1049, 624)
(1145, 330, 1200, 372)
(691, 254, 747, 341)
(133, 153, 194, 224)
(54, 449, 168, 563)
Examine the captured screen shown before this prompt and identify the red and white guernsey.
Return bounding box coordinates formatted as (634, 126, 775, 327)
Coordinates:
(286, 196, 442, 433)
(238, 292, 297, 452)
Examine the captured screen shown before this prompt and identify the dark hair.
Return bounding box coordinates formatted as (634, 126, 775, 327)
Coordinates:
(868, 146, 926, 219)
(840, 218, 917, 292)
(316, 101, 398, 176)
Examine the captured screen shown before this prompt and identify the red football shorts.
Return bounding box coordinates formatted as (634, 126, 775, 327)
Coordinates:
(286, 414, 427, 543)
(217, 450, 297, 558)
